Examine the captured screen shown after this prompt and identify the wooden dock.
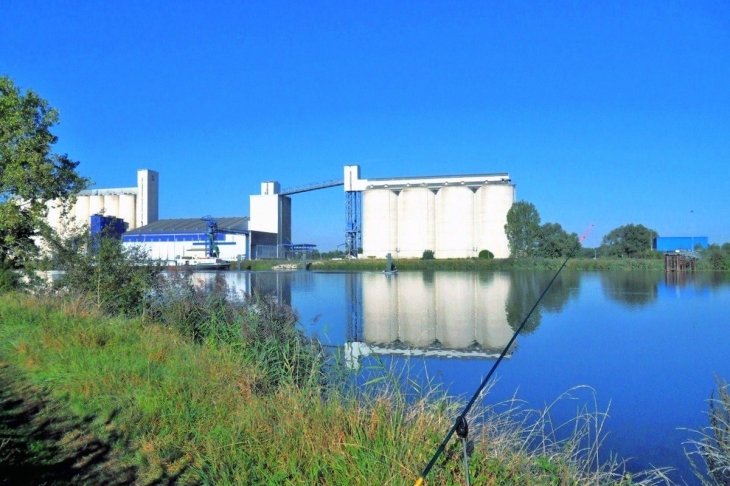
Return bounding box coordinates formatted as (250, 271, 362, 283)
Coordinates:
(664, 252, 698, 272)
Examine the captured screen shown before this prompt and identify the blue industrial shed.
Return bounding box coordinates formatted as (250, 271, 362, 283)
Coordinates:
(654, 236, 709, 252)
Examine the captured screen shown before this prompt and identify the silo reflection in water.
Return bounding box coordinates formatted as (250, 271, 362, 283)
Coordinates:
(435, 273, 476, 349)
(361, 272, 513, 355)
(361, 273, 399, 345)
(474, 273, 513, 351)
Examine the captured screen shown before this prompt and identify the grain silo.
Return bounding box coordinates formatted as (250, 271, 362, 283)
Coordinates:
(361, 189, 398, 256)
(74, 196, 90, 226)
(88, 194, 105, 217)
(45, 200, 61, 230)
(45, 169, 159, 233)
(103, 194, 120, 218)
(119, 194, 136, 229)
(347, 165, 514, 259)
(435, 185, 475, 259)
(474, 183, 513, 260)
(396, 187, 435, 258)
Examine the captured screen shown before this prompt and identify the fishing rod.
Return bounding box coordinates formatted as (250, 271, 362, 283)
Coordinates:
(413, 224, 593, 486)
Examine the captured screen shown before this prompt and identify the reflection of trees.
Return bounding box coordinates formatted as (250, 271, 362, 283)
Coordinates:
(693, 272, 730, 290)
(505, 270, 580, 334)
(600, 272, 661, 308)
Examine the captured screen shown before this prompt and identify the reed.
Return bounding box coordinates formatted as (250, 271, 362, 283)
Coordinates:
(684, 377, 730, 485)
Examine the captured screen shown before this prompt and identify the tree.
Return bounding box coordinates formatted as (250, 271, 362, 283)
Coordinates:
(0, 76, 88, 266)
(504, 201, 541, 258)
(536, 222, 579, 258)
(600, 224, 657, 258)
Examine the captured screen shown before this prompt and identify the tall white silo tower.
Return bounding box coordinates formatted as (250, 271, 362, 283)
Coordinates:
(136, 169, 159, 228)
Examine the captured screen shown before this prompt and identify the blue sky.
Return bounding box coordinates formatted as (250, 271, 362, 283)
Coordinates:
(2, 1, 728, 250)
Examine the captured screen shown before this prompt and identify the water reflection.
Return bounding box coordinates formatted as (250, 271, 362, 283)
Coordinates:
(200, 271, 526, 359)
(198, 269, 729, 356)
(358, 272, 515, 356)
(505, 271, 580, 333)
(600, 271, 662, 308)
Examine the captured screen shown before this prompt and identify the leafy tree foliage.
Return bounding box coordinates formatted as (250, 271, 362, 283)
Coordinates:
(702, 244, 730, 271)
(505, 202, 579, 258)
(0, 76, 88, 266)
(538, 223, 579, 258)
(505, 201, 542, 258)
(600, 224, 657, 258)
(0, 257, 19, 292)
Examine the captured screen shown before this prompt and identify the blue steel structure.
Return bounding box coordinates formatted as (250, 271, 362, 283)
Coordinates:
(201, 216, 250, 258)
(90, 214, 126, 239)
(345, 191, 362, 258)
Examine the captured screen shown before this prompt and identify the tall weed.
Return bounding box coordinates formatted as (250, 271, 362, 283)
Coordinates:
(684, 377, 730, 485)
(146, 270, 324, 393)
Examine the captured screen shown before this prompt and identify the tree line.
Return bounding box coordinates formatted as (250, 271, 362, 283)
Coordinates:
(505, 202, 730, 269)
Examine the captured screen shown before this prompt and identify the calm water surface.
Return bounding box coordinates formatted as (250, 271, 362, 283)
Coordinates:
(207, 269, 730, 484)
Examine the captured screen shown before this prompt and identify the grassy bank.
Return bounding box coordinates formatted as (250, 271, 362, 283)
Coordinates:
(243, 257, 668, 272)
(0, 292, 670, 485)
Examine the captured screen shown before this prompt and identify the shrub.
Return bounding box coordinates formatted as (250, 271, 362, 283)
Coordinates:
(478, 249, 494, 260)
(46, 225, 162, 316)
(422, 250, 435, 260)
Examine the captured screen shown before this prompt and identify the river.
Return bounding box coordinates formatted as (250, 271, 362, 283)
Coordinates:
(198, 269, 730, 484)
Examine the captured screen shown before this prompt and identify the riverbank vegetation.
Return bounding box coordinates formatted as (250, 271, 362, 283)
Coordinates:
(3, 238, 730, 483)
(0, 232, 677, 484)
(0, 286, 674, 485)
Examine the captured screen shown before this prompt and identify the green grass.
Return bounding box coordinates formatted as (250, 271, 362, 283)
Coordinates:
(245, 257, 669, 272)
(0, 292, 671, 484)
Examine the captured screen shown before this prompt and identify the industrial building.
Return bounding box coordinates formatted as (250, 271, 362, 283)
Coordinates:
(122, 181, 293, 262)
(46, 169, 159, 232)
(654, 236, 709, 252)
(122, 217, 251, 262)
(344, 165, 514, 259)
(45, 164, 515, 261)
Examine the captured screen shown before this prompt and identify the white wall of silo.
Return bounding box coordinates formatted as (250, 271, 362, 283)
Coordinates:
(74, 196, 90, 226)
(119, 194, 136, 230)
(475, 184, 513, 259)
(396, 188, 435, 259)
(45, 200, 62, 230)
(435, 186, 474, 259)
(103, 195, 120, 220)
(89, 195, 104, 217)
(362, 189, 398, 257)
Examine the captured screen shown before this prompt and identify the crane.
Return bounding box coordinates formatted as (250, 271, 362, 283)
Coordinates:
(200, 216, 250, 258)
